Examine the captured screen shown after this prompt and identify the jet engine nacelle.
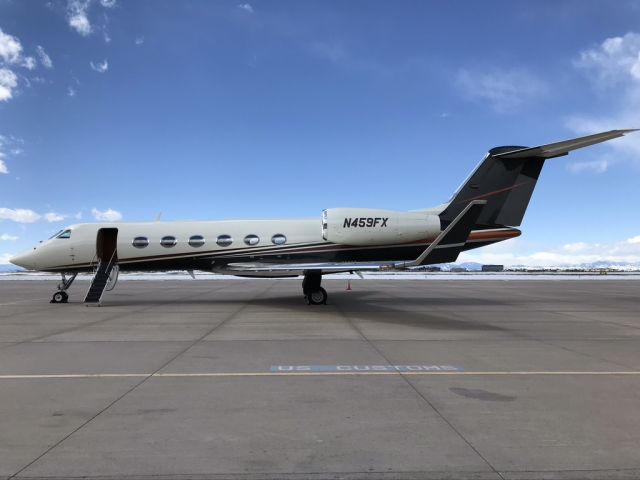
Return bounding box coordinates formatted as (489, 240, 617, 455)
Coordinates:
(322, 208, 441, 246)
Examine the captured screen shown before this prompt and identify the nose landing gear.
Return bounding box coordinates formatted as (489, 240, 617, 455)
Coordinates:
(51, 291, 68, 304)
(302, 271, 327, 305)
(50, 272, 77, 304)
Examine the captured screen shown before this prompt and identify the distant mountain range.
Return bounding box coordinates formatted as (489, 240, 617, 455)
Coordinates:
(0, 264, 24, 273)
(440, 261, 640, 271)
(2, 261, 640, 274)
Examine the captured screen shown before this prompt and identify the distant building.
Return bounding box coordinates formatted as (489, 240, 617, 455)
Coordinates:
(451, 267, 467, 272)
(481, 264, 504, 272)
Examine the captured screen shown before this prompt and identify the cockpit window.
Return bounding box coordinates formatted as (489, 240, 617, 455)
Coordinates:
(57, 230, 72, 239)
(49, 230, 63, 239)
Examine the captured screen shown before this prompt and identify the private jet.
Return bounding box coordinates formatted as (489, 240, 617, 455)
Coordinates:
(10, 129, 635, 305)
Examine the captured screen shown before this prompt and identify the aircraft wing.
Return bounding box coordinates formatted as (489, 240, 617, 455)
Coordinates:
(221, 262, 387, 274)
(493, 129, 637, 160)
(219, 200, 487, 275)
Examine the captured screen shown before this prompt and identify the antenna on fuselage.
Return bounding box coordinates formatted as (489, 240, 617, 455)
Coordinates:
(155, 212, 162, 222)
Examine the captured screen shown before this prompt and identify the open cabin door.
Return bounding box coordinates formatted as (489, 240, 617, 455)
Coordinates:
(96, 228, 118, 263)
(85, 228, 119, 304)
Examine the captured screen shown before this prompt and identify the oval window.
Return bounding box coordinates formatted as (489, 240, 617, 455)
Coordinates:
(216, 234, 233, 247)
(160, 236, 177, 248)
(132, 236, 149, 248)
(271, 234, 286, 245)
(244, 234, 260, 246)
(188, 235, 205, 248)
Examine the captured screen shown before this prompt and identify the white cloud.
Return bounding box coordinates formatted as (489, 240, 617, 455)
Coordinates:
(0, 28, 22, 64)
(100, 0, 116, 7)
(135, 36, 144, 46)
(566, 158, 609, 174)
(563, 242, 591, 252)
(44, 212, 66, 223)
(0, 233, 18, 241)
(36, 46, 53, 69)
(566, 32, 640, 167)
(575, 32, 640, 87)
(237, 3, 254, 13)
(459, 234, 640, 268)
(74, 211, 83, 220)
(22, 56, 36, 70)
(0, 208, 40, 224)
(67, 0, 93, 36)
(67, 85, 76, 97)
(0, 29, 54, 102)
(0, 68, 18, 102)
(0, 135, 26, 173)
(91, 208, 122, 222)
(90, 59, 108, 73)
(456, 68, 546, 113)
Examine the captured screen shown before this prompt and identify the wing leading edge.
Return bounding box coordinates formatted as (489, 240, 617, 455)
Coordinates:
(493, 129, 637, 160)
(221, 200, 486, 275)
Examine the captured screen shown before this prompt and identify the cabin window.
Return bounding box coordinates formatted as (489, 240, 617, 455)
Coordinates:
(188, 235, 205, 248)
(271, 234, 286, 245)
(216, 234, 233, 247)
(244, 234, 260, 246)
(132, 236, 149, 248)
(160, 236, 177, 248)
(57, 229, 71, 239)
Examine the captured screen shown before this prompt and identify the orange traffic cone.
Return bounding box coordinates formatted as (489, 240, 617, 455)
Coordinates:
(346, 280, 352, 291)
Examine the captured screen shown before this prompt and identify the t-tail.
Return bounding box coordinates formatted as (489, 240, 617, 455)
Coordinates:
(439, 129, 636, 228)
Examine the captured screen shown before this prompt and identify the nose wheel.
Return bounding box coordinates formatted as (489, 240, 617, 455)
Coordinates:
(302, 271, 328, 305)
(50, 272, 77, 304)
(51, 291, 69, 304)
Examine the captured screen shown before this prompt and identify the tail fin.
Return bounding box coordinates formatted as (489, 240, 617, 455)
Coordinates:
(439, 130, 636, 227)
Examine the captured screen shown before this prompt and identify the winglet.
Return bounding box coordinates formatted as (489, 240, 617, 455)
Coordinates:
(493, 129, 638, 160)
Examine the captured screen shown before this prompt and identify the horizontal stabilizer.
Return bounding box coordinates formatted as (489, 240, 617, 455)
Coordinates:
(493, 129, 637, 160)
(440, 129, 637, 227)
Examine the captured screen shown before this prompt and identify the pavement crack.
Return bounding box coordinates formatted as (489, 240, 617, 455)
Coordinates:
(332, 299, 506, 480)
(7, 279, 274, 479)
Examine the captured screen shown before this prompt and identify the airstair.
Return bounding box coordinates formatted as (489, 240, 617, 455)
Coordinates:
(84, 250, 117, 305)
(84, 227, 119, 305)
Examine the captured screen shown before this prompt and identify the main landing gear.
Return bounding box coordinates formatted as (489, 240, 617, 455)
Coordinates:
(51, 272, 77, 304)
(302, 271, 327, 305)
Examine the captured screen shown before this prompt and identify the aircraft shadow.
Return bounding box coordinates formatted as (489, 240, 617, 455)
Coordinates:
(95, 287, 510, 332)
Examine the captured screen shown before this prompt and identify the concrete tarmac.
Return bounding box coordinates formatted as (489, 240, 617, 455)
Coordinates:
(0, 278, 639, 479)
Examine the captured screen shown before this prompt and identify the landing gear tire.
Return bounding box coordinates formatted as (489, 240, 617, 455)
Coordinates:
(51, 291, 68, 304)
(306, 287, 327, 306)
(50, 272, 77, 304)
(302, 272, 327, 306)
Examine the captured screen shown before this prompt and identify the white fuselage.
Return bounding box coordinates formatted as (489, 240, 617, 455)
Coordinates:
(14, 218, 324, 271)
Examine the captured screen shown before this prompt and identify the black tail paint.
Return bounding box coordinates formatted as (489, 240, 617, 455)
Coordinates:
(439, 146, 545, 228)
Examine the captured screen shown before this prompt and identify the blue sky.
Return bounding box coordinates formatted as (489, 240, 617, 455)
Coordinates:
(2, 0, 640, 266)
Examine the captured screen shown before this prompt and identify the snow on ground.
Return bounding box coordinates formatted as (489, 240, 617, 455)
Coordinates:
(2, 272, 640, 281)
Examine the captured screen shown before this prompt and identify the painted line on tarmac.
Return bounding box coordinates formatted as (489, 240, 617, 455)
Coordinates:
(0, 298, 50, 306)
(1, 371, 640, 380)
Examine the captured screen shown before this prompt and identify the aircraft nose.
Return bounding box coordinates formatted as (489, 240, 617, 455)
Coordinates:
(10, 250, 37, 270)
